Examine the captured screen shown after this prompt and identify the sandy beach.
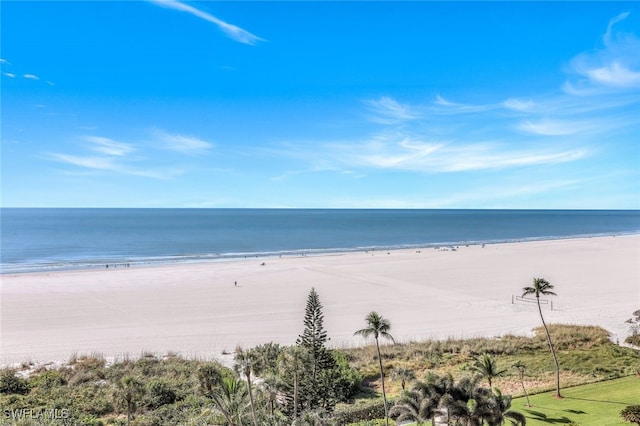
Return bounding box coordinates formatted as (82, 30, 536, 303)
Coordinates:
(1, 235, 638, 366)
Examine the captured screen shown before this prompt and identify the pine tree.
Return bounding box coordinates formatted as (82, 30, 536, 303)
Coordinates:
(296, 287, 335, 409)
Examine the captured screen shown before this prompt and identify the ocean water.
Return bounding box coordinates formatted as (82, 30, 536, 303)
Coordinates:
(1, 209, 639, 274)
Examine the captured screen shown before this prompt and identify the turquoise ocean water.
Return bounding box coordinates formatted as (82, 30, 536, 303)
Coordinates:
(1, 209, 639, 274)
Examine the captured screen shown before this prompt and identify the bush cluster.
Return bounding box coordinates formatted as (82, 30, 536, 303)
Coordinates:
(334, 398, 395, 424)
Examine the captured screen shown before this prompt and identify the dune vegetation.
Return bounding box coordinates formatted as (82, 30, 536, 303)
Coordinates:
(1, 289, 638, 425)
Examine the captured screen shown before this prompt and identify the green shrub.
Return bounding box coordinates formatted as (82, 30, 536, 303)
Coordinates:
(333, 398, 396, 424)
(0, 370, 30, 395)
(621, 404, 640, 424)
(31, 370, 67, 389)
(347, 420, 396, 426)
(625, 334, 640, 346)
(146, 379, 177, 409)
(331, 350, 363, 401)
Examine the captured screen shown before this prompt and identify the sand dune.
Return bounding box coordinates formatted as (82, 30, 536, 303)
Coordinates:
(1, 235, 638, 366)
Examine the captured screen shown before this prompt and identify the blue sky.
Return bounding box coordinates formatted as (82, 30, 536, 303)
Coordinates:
(1, 1, 639, 208)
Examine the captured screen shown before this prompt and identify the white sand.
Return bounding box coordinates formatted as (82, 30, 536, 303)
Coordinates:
(1, 235, 639, 366)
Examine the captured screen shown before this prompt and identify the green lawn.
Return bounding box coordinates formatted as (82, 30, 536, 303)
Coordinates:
(512, 375, 639, 425)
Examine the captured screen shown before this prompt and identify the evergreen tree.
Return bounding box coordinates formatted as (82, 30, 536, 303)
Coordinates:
(296, 288, 336, 410)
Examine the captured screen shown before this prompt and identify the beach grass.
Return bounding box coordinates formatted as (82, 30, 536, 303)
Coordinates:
(343, 324, 640, 398)
(512, 375, 639, 425)
(1, 325, 637, 425)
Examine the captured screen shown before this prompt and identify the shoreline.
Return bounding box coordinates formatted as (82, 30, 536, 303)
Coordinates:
(1, 234, 639, 367)
(2, 231, 638, 275)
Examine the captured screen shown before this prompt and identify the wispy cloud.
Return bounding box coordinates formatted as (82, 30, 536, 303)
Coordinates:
(584, 61, 640, 87)
(365, 96, 421, 124)
(565, 12, 640, 93)
(604, 11, 630, 46)
(48, 133, 191, 179)
(0, 60, 55, 85)
(152, 128, 213, 154)
(84, 136, 136, 156)
(279, 13, 640, 182)
(50, 152, 181, 179)
(148, 0, 264, 45)
(277, 134, 587, 175)
(517, 119, 593, 136)
(50, 154, 119, 172)
(502, 98, 535, 112)
(432, 95, 496, 114)
(351, 139, 586, 173)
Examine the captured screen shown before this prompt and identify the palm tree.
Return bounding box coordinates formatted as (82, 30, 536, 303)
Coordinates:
(235, 346, 261, 426)
(470, 353, 506, 389)
(512, 361, 531, 407)
(621, 405, 640, 425)
(354, 311, 395, 426)
(418, 372, 457, 424)
(485, 388, 527, 426)
(522, 277, 561, 398)
(279, 345, 310, 419)
(389, 387, 439, 425)
(391, 366, 416, 391)
(259, 374, 281, 420)
(199, 364, 249, 426)
(211, 377, 250, 426)
(445, 396, 490, 426)
(114, 375, 145, 426)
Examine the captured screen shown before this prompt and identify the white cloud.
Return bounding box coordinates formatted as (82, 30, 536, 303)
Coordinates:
(47, 129, 215, 181)
(397, 144, 586, 173)
(152, 128, 213, 153)
(517, 119, 592, 136)
(585, 61, 640, 88)
(50, 153, 118, 171)
(604, 12, 630, 46)
(24, 74, 39, 80)
(359, 138, 443, 169)
(49, 152, 182, 180)
(285, 133, 588, 174)
(565, 12, 640, 92)
(2, 72, 15, 78)
(502, 98, 535, 112)
(84, 136, 135, 157)
(148, 0, 264, 45)
(365, 96, 420, 124)
(0, 58, 9, 65)
(433, 95, 494, 114)
(433, 95, 459, 107)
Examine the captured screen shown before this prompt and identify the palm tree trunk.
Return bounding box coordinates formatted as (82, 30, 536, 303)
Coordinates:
(211, 393, 235, 426)
(537, 297, 561, 398)
(293, 371, 298, 419)
(519, 373, 531, 407)
(247, 374, 259, 426)
(376, 337, 390, 426)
